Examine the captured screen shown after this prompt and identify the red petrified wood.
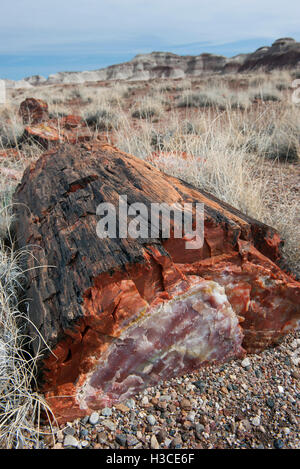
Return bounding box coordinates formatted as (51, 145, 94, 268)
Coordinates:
(19, 98, 49, 125)
(23, 116, 93, 148)
(13, 142, 300, 423)
(19, 98, 94, 149)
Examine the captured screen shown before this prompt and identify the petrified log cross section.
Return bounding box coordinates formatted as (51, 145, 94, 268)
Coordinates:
(13, 142, 300, 422)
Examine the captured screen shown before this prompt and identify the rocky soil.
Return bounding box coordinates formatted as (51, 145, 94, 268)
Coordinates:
(35, 329, 300, 450)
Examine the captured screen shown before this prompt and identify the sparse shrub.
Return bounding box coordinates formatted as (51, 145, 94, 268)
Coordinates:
(241, 106, 300, 163)
(84, 109, 119, 130)
(0, 119, 24, 148)
(181, 121, 197, 134)
(292, 69, 300, 79)
(227, 92, 251, 110)
(247, 132, 299, 162)
(265, 139, 298, 161)
(48, 110, 69, 119)
(47, 101, 73, 119)
(132, 107, 157, 119)
(176, 88, 250, 110)
(250, 85, 281, 102)
(68, 88, 84, 100)
(152, 80, 174, 93)
(248, 74, 269, 87)
(275, 82, 289, 91)
(177, 90, 226, 109)
(150, 131, 165, 150)
(131, 98, 163, 120)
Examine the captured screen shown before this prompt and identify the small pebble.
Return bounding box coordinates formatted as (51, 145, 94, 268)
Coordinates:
(141, 396, 149, 405)
(102, 420, 116, 431)
(273, 439, 284, 449)
(89, 412, 99, 425)
(63, 435, 79, 448)
(147, 415, 156, 426)
(97, 431, 107, 444)
(180, 398, 192, 410)
(156, 429, 168, 443)
(115, 434, 127, 447)
(126, 398, 136, 409)
(101, 407, 112, 417)
(80, 429, 89, 438)
(115, 403, 130, 413)
(56, 430, 64, 442)
(150, 435, 160, 449)
(241, 358, 251, 369)
(251, 416, 260, 427)
(187, 411, 196, 423)
(63, 426, 75, 436)
(127, 434, 139, 446)
(266, 398, 275, 408)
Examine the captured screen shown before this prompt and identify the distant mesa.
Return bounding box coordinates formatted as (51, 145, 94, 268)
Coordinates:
(2, 37, 300, 87)
(272, 37, 296, 47)
(24, 75, 48, 86)
(255, 46, 270, 53)
(240, 37, 300, 72)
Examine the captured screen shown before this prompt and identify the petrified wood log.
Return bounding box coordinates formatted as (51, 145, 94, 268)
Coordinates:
(19, 98, 96, 149)
(13, 142, 300, 422)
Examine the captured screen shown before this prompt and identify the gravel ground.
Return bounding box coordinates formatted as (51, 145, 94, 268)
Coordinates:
(38, 330, 300, 450)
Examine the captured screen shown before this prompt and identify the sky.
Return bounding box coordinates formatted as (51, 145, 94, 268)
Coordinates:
(1, 0, 300, 80)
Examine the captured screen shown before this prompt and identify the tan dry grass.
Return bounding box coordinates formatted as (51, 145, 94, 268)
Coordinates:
(0, 199, 56, 449)
(113, 90, 299, 276)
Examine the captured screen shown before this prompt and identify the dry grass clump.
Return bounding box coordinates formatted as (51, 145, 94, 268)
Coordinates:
(131, 96, 164, 119)
(292, 69, 300, 79)
(152, 78, 191, 93)
(0, 115, 24, 149)
(264, 191, 300, 276)
(0, 120, 55, 447)
(177, 88, 227, 109)
(76, 83, 129, 107)
(153, 80, 176, 93)
(247, 72, 271, 87)
(240, 104, 300, 162)
(246, 131, 298, 162)
(48, 104, 73, 119)
(249, 84, 282, 102)
(270, 70, 293, 90)
(82, 106, 120, 130)
(244, 70, 291, 95)
(176, 87, 251, 110)
(0, 196, 55, 449)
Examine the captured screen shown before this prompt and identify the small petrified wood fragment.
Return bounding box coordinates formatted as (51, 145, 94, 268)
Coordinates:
(19, 99, 95, 149)
(13, 142, 300, 422)
(19, 98, 49, 125)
